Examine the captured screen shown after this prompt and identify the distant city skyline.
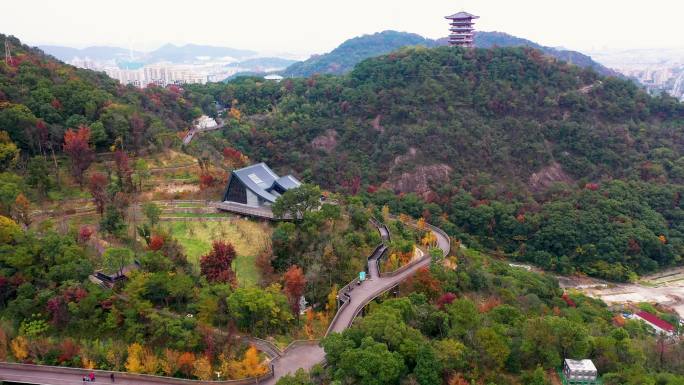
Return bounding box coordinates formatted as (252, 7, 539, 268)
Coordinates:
(2, 0, 682, 57)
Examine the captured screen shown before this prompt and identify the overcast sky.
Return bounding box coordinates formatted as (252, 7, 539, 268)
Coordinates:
(2, 0, 681, 57)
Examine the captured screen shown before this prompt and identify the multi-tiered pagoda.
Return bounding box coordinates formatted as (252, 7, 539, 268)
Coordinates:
(445, 11, 479, 47)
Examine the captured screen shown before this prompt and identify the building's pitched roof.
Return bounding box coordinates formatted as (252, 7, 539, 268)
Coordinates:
(637, 311, 675, 332)
(231, 163, 301, 203)
(232, 163, 280, 203)
(445, 11, 479, 20)
(275, 175, 302, 190)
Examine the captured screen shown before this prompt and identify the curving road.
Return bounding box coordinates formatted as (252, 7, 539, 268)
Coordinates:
(263, 222, 449, 384)
(0, 222, 449, 385)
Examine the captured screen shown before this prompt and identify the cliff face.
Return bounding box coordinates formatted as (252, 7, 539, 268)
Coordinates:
(382, 163, 452, 198)
(528, 162, 574, 192)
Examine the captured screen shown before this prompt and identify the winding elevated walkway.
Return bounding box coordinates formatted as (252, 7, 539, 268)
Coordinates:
(264, 221, 449, 384)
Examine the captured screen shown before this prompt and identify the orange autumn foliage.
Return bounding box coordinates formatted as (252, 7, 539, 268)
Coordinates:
(421, 232, 437, 247)
(448, 374, 470, 385)
(178, 352, 196, 377)
(304, 308, 315, 339)
(149, 235, 164, 251)
(10, 336, 28, 361)
(222, 346, 268, 380)
(479, 297, 502, 313)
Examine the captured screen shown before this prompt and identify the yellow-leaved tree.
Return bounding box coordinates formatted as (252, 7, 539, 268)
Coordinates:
(161, 349, 181, 376)
(10, 336, 28, 361)
(381, 205, 390, 222)
(142, 348, 159, 374)
(124, 342, 144, 373)
(192, 356, 213, 380)
(421, 232, 437, 247)
(304, 309, 315, 339)
(222, 346, 268, 379)
(81, 354, 96, 369)
(326, 285, 338, 318)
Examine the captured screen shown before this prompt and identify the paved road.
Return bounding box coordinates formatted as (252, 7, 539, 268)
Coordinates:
(266, 344, 325, 384)
(183, 120, 224, 145)
(262, 223, 449, 384)
(0, 364, 184, 385)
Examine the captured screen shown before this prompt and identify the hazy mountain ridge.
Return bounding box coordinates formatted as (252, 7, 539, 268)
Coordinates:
(38, 45, 141, 62)
(282, 30, 617, 77)
(470, 31, 619, 77)
(39, 43, 257, 64)
(282, 30, 437, 77)
(227, 57, 297, 69)
(146, 43, 256, 62)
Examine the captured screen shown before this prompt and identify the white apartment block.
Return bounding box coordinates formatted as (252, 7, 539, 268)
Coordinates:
(105, 64, 206, 88)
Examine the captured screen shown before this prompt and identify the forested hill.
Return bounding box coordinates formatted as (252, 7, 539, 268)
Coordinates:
(190, 46, 684, 281)
(0, 34, 198, 155)
(471, 31, 618, 77)
(282, 31, 438, 77)
(281, 30, 614, 77)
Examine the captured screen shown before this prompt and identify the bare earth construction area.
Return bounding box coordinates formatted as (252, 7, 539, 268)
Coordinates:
(560, 268, 684, 317)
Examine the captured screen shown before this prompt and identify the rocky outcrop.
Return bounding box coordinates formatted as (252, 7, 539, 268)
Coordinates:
(528, 162, 573, 191)
(382, 163, 452, 198)
(389, 147, 417, 173)
(311, 130, 338, 152)
(371, 115, 384, 133)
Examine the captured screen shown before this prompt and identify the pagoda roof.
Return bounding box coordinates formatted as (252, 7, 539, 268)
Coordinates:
(445, 11, 479, 20)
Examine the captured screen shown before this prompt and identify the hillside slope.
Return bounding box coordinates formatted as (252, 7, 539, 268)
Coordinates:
(282, 30, 614, 77)
(1, 34, 197, 154)
(282, 30, 437, 77)
(470, 31, 617, 76)
(192, 46, 684, 280)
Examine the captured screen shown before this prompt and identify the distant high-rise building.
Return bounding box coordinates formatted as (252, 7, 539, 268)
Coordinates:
(445, 11, 479, 47)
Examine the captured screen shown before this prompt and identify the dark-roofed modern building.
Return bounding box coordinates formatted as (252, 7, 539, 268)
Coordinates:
(223, 163, 302, 208)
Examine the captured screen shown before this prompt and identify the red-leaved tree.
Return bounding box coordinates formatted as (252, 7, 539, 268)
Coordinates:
(63, 125, 94, 186)
(88, 172, 108, 215)
(114, 150, 133, 192)
(222, 147, 247, 167)
(283, 265, 307, 315)
(149, 235, 164, 251)
(129, 113, 145, 154)
(78, 226, 93, 243)
(436, 292, 457, 310)
(199, 174, 215, 190)
(199, 241, 237, 284)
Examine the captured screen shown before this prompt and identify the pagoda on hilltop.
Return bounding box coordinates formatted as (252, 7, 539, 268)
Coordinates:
(445, 11, 479, 47)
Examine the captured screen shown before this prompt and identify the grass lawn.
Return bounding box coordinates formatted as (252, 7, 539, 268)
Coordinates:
(175, 203, 205, 208)
(162, 219, 271, 287)
(161, 212, 227, 218)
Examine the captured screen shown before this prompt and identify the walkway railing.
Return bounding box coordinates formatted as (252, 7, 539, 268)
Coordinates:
(0, 362, 273, 385)
(212, 201, 276, 219)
